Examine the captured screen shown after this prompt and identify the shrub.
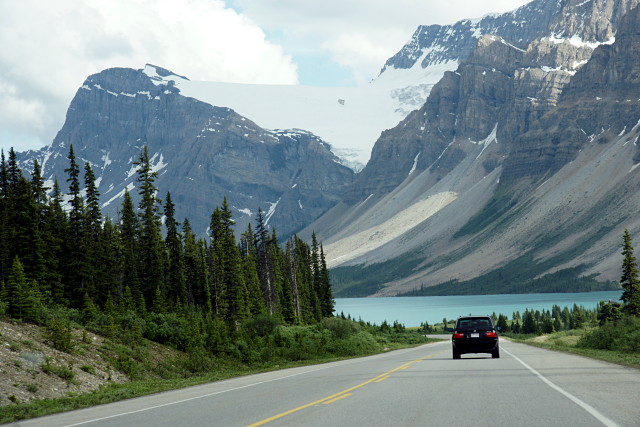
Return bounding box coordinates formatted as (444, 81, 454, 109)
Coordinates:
(118, 311, 145, 347)
(244, 314, 280, 337)
(144, 313, 188, 350)
(578, 316, 640, 352)
(80, 365, 96, 375)
(179, 347, 216, 374)
(326, 331, 380, 356)
(44, 316, 74, 353)
(321, 317, 358, 339)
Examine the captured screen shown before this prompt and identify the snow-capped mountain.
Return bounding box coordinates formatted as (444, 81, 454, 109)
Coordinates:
(307, 0, 640, 296)
(16, 0, 640, 298)
(18, 66, 354, 239)
(144, 65, 404, 170)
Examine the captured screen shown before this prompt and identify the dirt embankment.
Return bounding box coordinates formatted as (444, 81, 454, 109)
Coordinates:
(0, 320, 128, 407)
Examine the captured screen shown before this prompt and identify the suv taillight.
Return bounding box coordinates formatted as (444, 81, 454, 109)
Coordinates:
(485, 331, 497, 338)
(453, 333, 465, 339)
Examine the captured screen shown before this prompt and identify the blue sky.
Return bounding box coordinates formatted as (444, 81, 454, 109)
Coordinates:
(0, 0, 530, 153)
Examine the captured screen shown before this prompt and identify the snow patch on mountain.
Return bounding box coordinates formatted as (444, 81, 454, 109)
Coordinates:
(140, 64, 453, 168)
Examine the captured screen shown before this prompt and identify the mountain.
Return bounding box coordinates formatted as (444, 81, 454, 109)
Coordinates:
(17, 65, 354, 239)
(311, 0, 640, 296)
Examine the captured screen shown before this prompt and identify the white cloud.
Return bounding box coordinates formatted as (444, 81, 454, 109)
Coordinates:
(235, 0, 531, 84)
(0, 0, 531, 153)
(0, 0, 298, 153)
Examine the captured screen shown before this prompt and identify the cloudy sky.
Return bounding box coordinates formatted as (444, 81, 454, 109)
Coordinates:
(0, 0, 529, 154)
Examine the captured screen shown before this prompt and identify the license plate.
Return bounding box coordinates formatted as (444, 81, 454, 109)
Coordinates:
(470, 333, 480, 338)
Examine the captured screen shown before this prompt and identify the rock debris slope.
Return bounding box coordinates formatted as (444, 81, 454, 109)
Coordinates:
(312, 0, 640, 296)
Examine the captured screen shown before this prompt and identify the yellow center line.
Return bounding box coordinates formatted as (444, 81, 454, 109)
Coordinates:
(322, 393, 352, 405)
(374, 375, 391, 383)
(246, 353, 434, 427)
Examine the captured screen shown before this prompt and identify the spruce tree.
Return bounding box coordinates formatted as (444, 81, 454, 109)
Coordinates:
(64, 145, 87, 306)
(133, 146, 165, 304)
(256, 208, 277, 314)
(42, 179, 66, 304)
(241, 224, 266, 316)
(218, 199, 248, 323)
(3, 257, 34, 320)
(208, 206, 226, 317)
(119, 189, 140, 297)
(318, 244, 334, 317)
(620, 229, 640, 316)
(164, 192, 186, 306)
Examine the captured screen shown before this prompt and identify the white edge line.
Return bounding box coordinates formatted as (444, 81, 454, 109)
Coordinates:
(65, 342, 445, 426)
(503, 348, 619, 427)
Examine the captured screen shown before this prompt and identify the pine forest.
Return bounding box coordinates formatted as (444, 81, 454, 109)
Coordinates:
(0, 145, 337, 352)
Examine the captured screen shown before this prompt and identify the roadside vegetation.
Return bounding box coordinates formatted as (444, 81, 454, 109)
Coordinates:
(422, 229, 640, 368)
(0, 146, 436, 423)
(0, 312, 435, 423)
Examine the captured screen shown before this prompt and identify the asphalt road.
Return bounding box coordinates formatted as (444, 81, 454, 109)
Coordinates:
(11, 337, 640, 427)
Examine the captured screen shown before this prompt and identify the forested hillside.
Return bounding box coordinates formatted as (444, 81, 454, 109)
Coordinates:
(0, 144, 333, 332)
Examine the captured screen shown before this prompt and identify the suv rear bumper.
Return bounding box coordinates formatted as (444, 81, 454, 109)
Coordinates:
(452, 338, 498, 354)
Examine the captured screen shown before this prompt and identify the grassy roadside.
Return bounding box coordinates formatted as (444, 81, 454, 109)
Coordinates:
(0, 320, 439, 424)
(504, 330, 640, 369)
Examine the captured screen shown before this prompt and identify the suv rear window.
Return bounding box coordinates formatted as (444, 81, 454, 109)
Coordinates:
(456, 317, 493, 330)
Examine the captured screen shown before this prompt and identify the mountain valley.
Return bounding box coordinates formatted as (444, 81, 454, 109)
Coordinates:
(15, 0, 640, 297)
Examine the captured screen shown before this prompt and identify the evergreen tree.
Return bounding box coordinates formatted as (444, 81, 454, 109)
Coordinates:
(241, 224, 266, 317)
(496, 314, 509, 332)
(99, 218, 124, 305)
(620, 229, 640, 316)
(64, 145, 87, 305)
(318, 244, 334, 317)
(183, 219, 210, 310)
(256, 209, 277, 314)
(0, 151, 9, 281)
(522, 310, 537, 334)
(83, 163, 102, 237)
(212, 198, 248, 324)
(119, 189, 140, 297)
(30, 159, 49, 207)
(82, 162, 103, 300)
(133, 146, 165, 304)
(283, 238, 300, 323)
(208, 206, 226, 317)
(164, 192, 186, 306)
(571, 304, 585, 329)
(3, 257, 40, 321)
(42, 179, 66, 303)
(11, 170, 45, 286)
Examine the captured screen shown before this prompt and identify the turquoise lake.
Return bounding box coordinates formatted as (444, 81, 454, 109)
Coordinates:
(333, 291, 622, 327)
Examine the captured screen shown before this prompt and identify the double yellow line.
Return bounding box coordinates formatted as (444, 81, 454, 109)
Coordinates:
(246, 354, 434, 426)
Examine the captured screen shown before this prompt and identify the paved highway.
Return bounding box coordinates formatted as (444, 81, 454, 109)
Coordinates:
(12, 338, 640, 427)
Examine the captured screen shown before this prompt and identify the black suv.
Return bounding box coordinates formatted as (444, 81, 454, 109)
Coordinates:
(450, 316, 500, 359)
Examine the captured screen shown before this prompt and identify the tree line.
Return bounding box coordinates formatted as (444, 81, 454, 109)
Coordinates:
(0, 145, 334, 330)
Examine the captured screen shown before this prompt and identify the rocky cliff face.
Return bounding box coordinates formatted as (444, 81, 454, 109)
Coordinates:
(19, 66, 354, 238)
(503, 3, 640, 182)
(313, 1, 640, 296)
(347, 0, 640, 203)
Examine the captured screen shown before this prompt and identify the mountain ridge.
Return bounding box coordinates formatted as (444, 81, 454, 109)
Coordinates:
(18, 66, 354, 239)
(313, 0, 640, 296)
